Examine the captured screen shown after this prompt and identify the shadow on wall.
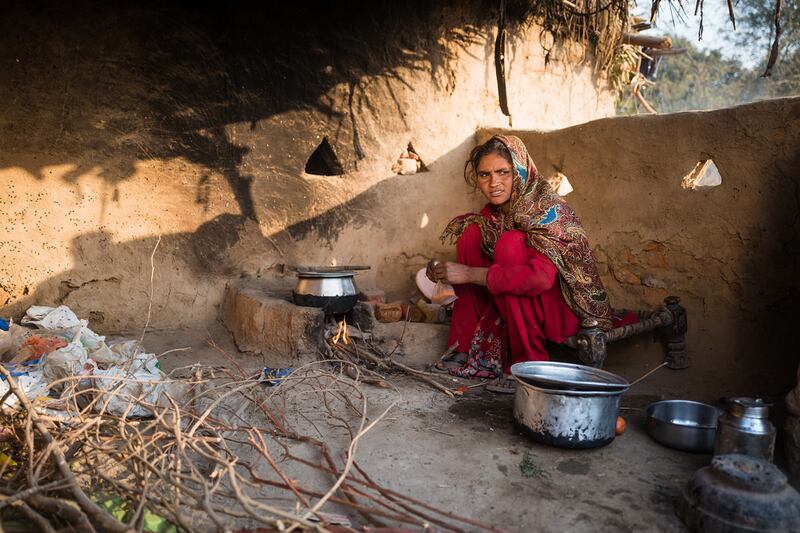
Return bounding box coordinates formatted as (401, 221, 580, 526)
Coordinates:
(2, 219, 258, 332)
(3, 135, 483, 330)
(0, 0, 492, 221)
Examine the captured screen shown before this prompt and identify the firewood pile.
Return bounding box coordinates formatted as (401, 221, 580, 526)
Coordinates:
(325, 319, 473, 399)
(0, 351, 502, 532)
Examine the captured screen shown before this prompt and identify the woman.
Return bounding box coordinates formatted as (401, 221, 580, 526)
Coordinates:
(429, 135, 635, 392)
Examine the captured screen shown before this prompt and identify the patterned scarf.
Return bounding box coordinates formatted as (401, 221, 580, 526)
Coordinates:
(441, 134, 613, 330)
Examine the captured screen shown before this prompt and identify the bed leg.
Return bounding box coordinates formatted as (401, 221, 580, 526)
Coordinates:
(663, 296, 689, 369)
(577, 318, 607, 368)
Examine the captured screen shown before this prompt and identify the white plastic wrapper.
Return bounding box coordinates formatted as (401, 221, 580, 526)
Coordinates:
(92, 366, 167, 418)
(0, 370, 49, 407)
(42, 342, 91, 393)
(22, 306, 82, 330)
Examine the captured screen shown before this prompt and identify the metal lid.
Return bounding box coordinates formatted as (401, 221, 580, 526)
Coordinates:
(510, 361, 630, 392)
(292, 265, 370, 273)
(295, 270, 357, 278)
(727, 397, 770, 419)
(513, 376, 627, 396)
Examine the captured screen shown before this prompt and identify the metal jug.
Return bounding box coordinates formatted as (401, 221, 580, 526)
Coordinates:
(713, 397, 776, 462)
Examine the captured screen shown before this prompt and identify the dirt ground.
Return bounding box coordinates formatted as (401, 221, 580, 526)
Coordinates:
(134, 323, 772, 533)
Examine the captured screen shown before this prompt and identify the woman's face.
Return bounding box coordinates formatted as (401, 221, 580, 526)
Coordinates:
(476, 152, 513, 205)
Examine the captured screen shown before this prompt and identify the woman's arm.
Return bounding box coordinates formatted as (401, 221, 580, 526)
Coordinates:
(433, 262, 489, 286)
(486, 250, 557, 296)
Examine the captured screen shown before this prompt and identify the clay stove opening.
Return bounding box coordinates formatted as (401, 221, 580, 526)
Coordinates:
(305, 136, 345, 176)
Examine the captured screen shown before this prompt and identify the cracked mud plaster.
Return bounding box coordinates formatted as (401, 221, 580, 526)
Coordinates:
(57, 277, 121, 305)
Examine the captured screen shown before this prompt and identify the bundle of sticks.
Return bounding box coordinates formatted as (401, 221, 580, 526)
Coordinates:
(325, 318, 475, 399)
(0, 358, 503, 532)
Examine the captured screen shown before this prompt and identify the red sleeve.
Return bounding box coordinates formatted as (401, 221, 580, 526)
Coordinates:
(486, 248, 557, 297)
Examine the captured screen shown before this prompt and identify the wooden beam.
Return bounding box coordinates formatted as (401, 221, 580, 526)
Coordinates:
(622, 33, 673, 49)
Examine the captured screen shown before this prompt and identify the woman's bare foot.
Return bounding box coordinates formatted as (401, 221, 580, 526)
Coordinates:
(430, 352, 468, 374)
(485, 374, 517, 394)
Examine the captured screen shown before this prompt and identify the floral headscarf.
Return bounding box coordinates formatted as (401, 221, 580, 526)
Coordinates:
(441, 134, 613, 329)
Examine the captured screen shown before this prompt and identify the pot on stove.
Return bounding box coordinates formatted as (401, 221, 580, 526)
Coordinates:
(292, 269, 361, 315)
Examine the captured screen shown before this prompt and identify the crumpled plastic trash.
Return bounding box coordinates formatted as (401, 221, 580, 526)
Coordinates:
(85, 339, 141, 368)
(92, 366, 165, 417)
(19, 336, 68, 358)
(261, 367, 294, 386)
(13, 304, 181, 419)
(0, 323, 32, 361)
(42, 342, 92, 394)
(22, 306, 82, 330)
(0, 366, 48, 408)
(18, 306, 115, 375)
(22, 306, 107, 351)
(89, 341, 165, 416)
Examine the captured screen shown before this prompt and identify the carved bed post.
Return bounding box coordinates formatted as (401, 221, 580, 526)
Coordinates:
(662, 296, 689, 369)
(577, 318, 607, 368)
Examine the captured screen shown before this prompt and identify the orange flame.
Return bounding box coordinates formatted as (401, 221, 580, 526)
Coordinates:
(331, 319, 349, 345)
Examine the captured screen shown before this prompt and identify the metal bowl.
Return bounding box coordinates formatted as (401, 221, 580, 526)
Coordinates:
(646, 400, 722, 453)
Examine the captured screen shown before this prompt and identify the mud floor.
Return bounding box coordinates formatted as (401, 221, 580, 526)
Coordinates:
(133, 324, 757, 533)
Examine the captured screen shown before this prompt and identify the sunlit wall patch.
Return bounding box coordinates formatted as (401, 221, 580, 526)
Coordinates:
(682, 159, 722, 190)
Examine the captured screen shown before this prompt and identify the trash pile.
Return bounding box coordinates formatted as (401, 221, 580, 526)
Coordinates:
(1, 305, 172, 417)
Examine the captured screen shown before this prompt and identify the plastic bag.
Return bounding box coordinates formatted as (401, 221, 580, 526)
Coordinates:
(431, 281, 457, 305)
(92, 366, 168, 418)
(0, 369, 48, 408)
(0, 323, 32, 361)
(22, 305, 82, 330)
(20, 336, 68, 357)
(42, 342, 91, 393)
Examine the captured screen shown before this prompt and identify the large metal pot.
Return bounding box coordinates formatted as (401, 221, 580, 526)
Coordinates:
(292, 271, 359, 314)
(513, 376, 625, 449)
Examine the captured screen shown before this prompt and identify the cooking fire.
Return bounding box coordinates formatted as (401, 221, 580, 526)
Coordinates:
(331, 318, 349, 345)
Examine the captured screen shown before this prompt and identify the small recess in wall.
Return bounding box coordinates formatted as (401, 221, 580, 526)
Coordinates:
(682, 159, 722, 190)
(393, 142, 428, 175)
(548, 172, 574, 196)
(305, 137, 344, 176)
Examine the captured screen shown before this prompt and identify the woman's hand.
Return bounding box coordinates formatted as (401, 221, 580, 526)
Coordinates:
(425, 260, 438, 282)
(432, 261, 487, 286)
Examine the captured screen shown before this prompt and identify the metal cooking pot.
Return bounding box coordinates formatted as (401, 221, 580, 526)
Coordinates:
(292, 271, 359, 314)
(513, 376, 625, 449)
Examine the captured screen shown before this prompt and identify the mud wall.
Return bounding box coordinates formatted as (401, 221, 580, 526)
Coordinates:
(483, 97, 800, 395)
(0, 1, 614, 332)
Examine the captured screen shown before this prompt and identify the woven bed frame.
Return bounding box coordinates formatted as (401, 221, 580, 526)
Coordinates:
(560, 296, 688, 369)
